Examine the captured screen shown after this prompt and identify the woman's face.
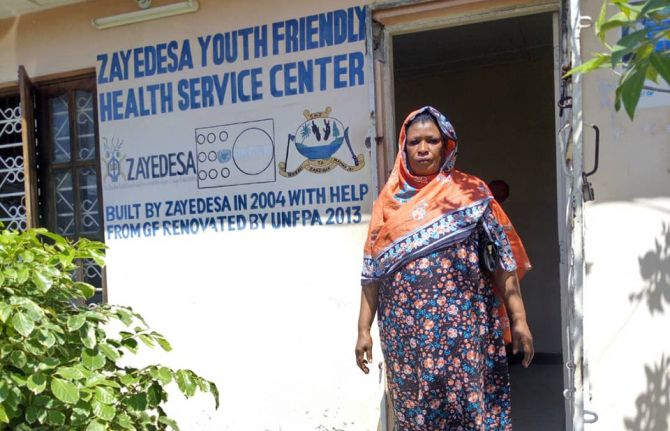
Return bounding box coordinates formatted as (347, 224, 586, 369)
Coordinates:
(405, 120, 444, 176)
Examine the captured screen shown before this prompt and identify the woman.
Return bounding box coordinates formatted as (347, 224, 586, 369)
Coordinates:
(355, 106, 533, 430)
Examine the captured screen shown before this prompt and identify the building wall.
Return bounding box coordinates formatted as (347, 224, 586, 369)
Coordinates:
(579, 0, 670, 429)
(394, 48, 562, 354)
(4, 0, 670, 429)
(1, 1, 382, 430)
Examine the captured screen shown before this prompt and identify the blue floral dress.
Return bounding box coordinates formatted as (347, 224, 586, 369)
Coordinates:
(378, 207, 517, 430)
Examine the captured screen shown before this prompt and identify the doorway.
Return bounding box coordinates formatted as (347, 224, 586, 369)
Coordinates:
(386, 12, 565, 430)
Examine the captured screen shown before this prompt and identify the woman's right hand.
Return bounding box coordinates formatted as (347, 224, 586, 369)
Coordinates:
(355, 331, 373, 374)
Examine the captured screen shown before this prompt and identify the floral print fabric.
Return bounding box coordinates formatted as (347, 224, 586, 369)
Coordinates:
(378, 208, 517, 430)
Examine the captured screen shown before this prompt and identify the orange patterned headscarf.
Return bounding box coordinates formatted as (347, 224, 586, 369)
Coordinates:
(361, 107, 531, 343)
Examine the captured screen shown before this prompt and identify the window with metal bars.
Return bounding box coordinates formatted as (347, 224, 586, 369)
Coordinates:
(35, 76, 106, 303)
(0, 93, 27, 232)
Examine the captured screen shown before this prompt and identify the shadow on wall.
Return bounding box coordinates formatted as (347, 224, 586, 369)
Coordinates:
(623, 355, 670, 431)
(630, 223, 670, 314)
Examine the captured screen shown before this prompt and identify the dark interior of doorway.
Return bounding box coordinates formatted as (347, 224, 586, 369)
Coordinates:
(392, 13, 565, 430)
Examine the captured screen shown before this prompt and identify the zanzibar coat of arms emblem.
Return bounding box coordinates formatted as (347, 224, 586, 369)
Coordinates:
(279, 107, 365, 177)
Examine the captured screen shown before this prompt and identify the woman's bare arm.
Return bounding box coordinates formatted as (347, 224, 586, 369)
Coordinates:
(355, 283, 379, 374)
(494, 268, 534, 367)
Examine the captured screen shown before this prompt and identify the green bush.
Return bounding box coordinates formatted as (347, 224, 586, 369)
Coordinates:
(0, 228, 218, 430)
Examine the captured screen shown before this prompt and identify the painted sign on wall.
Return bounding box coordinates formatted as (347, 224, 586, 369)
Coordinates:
(96, 6, 373, 241)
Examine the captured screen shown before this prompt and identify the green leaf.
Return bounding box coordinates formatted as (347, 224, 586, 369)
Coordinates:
(0, 404, 8, 423)
(80, 324, 97, 349)
(0, 303, 11, 322)
(152, 332, 172, 351)
(67, 314, 87, 332)
(36, 329, 56, 348)
(565, 54, 611, 77)
(31, 270, 52, 293)
(119, 374, 139, 386)
(17, 266, 29, 284)
(650, 52, 670, 86)
(70, 401, 92, 425)
(37, 357, 60, 370)
(116, 413, 134, 430)
(159, 416, 181, 430)
(615, 77, 624, 111)
(27, 373, 47, 394)
(4, 385, 22, 410)
(121, 337, 138, 353)
(95, 386, 116, 405)
(156, 367, 173, 385)
(614, 27, 650, 51)
(37, 230, 68, 245)
(611, 0, 643, 15)
(4, 268, 17, 281)
(0, 381, 9, 403)
(18, 298, 44, 320)
(138, 333, 156, 348)
(50, 377, 80, 404)
(99, 343, 121, 361)
(74, 281, 96, 299)
(25, 405, 46, 424)
(32, 394, 52, 407)
(9, 371, 27, 386)
(9, 350, 27, 368)
(0, 344, 10, 359)
(646, 66, 659, 84)
(175, 370, 196, 397)
(640, 0, 670, 14)
(58, 248, 76, 267)
(210, 381, 220, 409)
(127, 392, 148, 411)
(86, 421, 107, 431)
(115, 308, 134, 325)
(92, 399, 116, 421)
(195, 376, 210, 393)
(45, 409, 66, 426)
(621, 63, 649, 119)
(11, 311, 35, 337)
(56, 366, 86, 380)
(88, 249, 106, 267)
(82, 349, 106, 371)
(147, 384, 161, 407)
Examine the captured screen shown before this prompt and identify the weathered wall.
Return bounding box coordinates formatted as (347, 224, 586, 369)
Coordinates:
(579, 0, 670, 429)
(1, 1, 383, 430)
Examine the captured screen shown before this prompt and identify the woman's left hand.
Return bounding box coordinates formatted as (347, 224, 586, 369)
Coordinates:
(511, 318, 534, 368)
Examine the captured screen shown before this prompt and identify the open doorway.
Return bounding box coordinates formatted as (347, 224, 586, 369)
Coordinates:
(390, 13, 565, 430)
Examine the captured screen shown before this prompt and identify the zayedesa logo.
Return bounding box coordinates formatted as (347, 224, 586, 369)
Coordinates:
(125, 152, 196, 181)
(102, 136, 196, 184)
(103, 137, 126, 183)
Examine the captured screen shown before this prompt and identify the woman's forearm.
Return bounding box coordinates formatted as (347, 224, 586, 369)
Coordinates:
(357, 282, 379, 333)
(494, 268, 526, 323)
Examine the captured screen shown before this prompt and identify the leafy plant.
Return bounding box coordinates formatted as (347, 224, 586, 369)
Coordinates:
(566, 0, 670, 118)
(0, 228, 218, 430)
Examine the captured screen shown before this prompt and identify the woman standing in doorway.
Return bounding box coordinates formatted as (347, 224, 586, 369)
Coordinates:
(355, 106, 534, 430)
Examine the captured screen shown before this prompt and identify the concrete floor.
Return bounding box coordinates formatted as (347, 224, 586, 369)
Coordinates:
(510, 362, 566, 430)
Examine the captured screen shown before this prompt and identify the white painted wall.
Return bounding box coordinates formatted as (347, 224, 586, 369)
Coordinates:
(1, 1, 386, 429)
(579, 0, 670, 429)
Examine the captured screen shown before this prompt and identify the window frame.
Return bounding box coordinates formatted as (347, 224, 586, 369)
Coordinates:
(33, 71, 108, 303)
